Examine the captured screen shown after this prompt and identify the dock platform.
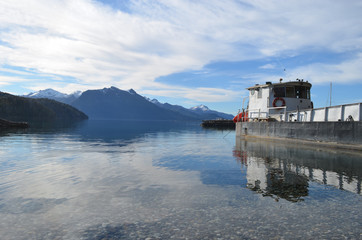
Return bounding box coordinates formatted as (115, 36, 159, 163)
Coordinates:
(201, 119, 235, 129)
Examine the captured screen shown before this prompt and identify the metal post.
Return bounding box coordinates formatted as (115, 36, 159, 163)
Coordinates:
(284, 107, 287, 122)
(340, 105, 344, 121)
(297, 109, 300, 122)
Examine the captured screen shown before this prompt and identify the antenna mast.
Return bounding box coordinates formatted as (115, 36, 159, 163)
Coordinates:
(330, 82, 332, 106)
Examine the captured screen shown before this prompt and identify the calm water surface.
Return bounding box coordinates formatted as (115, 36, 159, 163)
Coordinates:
(0, 120, 361, 239)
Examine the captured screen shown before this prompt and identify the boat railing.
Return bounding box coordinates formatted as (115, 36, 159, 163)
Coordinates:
(246, 108, 276, 121)
(287, 102, 362, 122)
(267, 106, 288, 121)
(245, 102, 361, 122)
(245, 107, 287, 121)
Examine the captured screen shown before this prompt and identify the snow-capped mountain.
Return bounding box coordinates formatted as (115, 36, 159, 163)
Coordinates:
(71, 91, 82, 98)
(190, 104, 210, 112)
(25, 89, 82, 104)
(23, 87, 234, 120)
(128, 89, 137, 95)
(147, 99, 233, 120)
(71, 86, 192, 120)
(26, 89, 68, 99)
(189, 104, 233, 119)
(150, 98, 161, 105)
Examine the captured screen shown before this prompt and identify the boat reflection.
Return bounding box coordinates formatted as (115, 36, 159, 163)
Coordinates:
(235, 138, 362, 202)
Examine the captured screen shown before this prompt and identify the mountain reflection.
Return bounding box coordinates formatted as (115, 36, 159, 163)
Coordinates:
(73, 120, 201, 142)
(235, 138, 362, 202)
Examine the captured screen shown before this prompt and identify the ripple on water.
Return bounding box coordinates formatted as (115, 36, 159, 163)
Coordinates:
(0, 122, 361, 239)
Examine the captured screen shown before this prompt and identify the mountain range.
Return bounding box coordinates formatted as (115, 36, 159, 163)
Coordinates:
(24, 87, 234, 121)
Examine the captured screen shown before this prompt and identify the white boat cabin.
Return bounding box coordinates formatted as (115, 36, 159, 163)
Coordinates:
(246, 79, 313, 121)
(245, 79, 362, 122)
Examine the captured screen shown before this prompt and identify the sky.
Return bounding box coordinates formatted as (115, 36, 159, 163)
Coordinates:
(0, 0, 362, 114)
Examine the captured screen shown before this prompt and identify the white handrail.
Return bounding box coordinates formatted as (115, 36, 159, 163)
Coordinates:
(286, 102, 361, 122)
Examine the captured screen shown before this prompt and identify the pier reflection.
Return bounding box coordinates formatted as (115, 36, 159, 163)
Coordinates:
(235, 138, 362, 202)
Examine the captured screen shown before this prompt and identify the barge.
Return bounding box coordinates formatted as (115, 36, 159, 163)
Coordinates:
(235, 79, 362, 147)
(0, 118, 29, 128)
(201, 119, 235, 129)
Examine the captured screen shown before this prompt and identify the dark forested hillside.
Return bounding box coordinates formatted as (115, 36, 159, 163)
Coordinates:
(0, 92, 88, 122)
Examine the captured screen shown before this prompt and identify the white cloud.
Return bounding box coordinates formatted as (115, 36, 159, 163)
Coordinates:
(0, 0, 362, 100)
(259, 64, 275, 69)
(287, 53, 362, 85)
(0, 75, 37, 84)
(142, 86, 239, 103)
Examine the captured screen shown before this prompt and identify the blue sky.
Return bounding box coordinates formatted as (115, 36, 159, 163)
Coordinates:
(1, 0, 362, 114)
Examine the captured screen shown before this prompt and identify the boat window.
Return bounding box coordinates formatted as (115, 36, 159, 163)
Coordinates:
(273, 87, 285, 97)
(306, 87, 310, 99)
(286, 87, 295, 98)
(257, 88, 262, 98)
(295, 86, 307, 99)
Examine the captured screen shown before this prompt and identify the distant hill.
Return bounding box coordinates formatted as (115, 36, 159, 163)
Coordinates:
(189, 104, 234, 119)
(25, 89, 82, 104)
(0, 92, 88, 122)
(24, 87, 234, 121)
(150, 100, 234, 120)
(71, 87, 194, 120)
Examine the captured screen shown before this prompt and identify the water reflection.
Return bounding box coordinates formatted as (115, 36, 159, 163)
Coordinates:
(235, 138, 362, 202)
(1, 119, 202, 140)
(73, 120, 201, 142)
(1, 121, 361, 239)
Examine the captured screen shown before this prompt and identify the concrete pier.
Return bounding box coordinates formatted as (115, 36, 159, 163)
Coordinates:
(236, 121, 362, 149)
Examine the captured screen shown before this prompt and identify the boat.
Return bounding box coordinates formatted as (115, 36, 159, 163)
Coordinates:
(0, 118, 29, 128)
(235, 79, 362, 148)
(201, 119, 235, 129)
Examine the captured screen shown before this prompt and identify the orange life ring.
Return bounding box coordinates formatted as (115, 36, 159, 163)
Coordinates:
(272, 97, 286, 108)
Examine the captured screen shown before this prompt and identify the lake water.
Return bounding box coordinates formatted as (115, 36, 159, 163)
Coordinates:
(0, 120, 361, 239)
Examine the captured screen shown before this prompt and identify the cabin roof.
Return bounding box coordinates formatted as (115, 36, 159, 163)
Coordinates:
(247, 80, 312, 90)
